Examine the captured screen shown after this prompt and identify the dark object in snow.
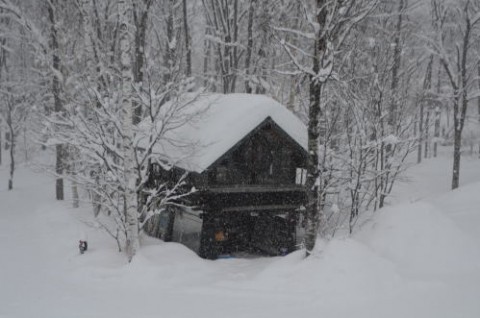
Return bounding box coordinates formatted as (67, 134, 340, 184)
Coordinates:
(79, 240, 88, 254)
(142, 95, 308, 259)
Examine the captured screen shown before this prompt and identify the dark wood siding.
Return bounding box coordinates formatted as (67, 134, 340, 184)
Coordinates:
(205, 120, 305, 188)
(146, 117, 307, 259)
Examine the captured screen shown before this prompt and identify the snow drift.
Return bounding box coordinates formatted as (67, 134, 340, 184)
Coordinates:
(1, 159, 480, 318)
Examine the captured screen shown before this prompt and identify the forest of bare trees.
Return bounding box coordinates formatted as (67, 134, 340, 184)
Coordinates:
(0, 0, 479, 260)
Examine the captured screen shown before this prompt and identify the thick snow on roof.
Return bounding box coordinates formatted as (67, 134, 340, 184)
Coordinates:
(144, 93, 307, 173)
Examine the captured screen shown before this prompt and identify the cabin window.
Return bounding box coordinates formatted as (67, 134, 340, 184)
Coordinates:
(216, 166, 228, 183)
(152, 163, 161, 174)
(295, 168, 307, 185)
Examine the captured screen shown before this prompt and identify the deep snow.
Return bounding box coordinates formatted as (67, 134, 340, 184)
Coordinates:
(1, 148, 480, 318)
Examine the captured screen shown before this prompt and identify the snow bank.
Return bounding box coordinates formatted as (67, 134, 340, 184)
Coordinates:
(357, 201, 480, 276)
(2, 153, 480, 318)
(433, 181, 480, 237)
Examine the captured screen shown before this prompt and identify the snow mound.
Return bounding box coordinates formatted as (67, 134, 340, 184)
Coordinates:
(2, 153, 480, 318)
(357, 201, 480, 276)
(433, 181, 480, 237)
(258, 240, 401, 299)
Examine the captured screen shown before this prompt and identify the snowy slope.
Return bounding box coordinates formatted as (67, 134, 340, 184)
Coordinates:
(1, 149, 480, 318)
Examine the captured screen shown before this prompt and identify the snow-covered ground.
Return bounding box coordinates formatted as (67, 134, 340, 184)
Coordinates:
(1, 148, 480, 318)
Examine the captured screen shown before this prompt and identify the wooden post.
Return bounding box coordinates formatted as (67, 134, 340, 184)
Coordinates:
(199, 211, 217, 259)
(163, 206, 176, 242)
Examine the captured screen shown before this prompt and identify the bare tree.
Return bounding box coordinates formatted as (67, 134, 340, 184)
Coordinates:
(430, 0, 480, 189)
(46, 0, 67, 200)
(117, 0, 139, 261)
(132, 0, 153, 125)
(202, 0, 241, 93)
(244, 0, 256, 94)
(0, 8, 30, 190)
(418, 56, 434, 164)
(183, 0, 192, 78)
(279, 0, 377, 255)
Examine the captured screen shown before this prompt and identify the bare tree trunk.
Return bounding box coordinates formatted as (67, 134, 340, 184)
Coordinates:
(305, 0, 327, 257)
(450, 5, 471, 190)
(433, 106, 440, 157)
(23, 126, 28, 162)
(119, 0, 139, 262)
(163, 207, 176, 242)
(205, 0, 239, 93)
(244, 0, 255, 94)
(231, 0, 239, 93)
(424, 109, 430, 158)
(70, 151, 79, 208)
(424, 56, 434, 159)
(388, 0, 405, 128)
(452, 127, 461, 189)
(0, 123, 2, 166)
(383, 0, 406, 206)
(48, 1, 64, 201)
(203, 31, 211, 88)
(478, 63, 480, 122)
(7, 101, 14, 190)
(434, 60, 442, 158)
(71, 181, 79, 208)
(0, 18, 6, 165)
(132, 0, 152, 125)
(183, 0, 192, 78)
(418, 98, 424, 164)
(164, 0, 177, 86)
(418, 55, 433, 163)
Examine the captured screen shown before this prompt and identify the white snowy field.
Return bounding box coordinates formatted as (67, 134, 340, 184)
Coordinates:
(1, 149, 480, 318)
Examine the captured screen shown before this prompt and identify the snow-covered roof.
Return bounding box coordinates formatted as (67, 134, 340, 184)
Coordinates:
(139, 93, 307, 173)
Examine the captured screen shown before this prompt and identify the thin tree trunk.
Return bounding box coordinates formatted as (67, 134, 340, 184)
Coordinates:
(0, 123, 2, 166)
(164, 0, 176, 86)
(72, 179, 80, 208)
(203, 33, 211, 88)
(48, 1, 64, 201)
(23, 126, 27, 162)
(384, 0, 405, 205)
(418, 55, 433, 163)
(163, 207, 176, 242)
(183, 0, 192, 78)
(477, 63, 480, 122)
(424, 109, 430, 158)
(305, 0, 327, 257)
(388, 0, 405, 128)
(0, 30, 3, 166)
(451, 7, 471, 190)
(434, 106, 440, 157)
(452, 128, 461, 189)
(8, 147, 14, 190)
(132, 0, 152, 125)
(244, 0, 255, 94)
(7, 102, 14, 190)
(70, 153, 79, 208)
(434, 59, 442, 158)
(418, 101, 423, 164)
(231, 0, 239, 92)
(119, 0, 139, 262)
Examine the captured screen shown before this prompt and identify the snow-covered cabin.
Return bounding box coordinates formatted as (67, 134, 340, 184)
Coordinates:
(143, 93, 308, 259)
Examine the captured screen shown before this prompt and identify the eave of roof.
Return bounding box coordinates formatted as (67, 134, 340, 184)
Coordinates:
(138, 93, 308, 173)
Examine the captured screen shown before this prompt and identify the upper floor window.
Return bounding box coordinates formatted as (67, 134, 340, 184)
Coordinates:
(295, 168, 307, 185)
